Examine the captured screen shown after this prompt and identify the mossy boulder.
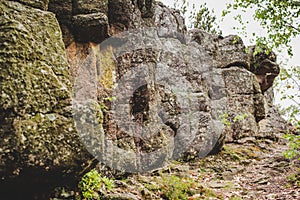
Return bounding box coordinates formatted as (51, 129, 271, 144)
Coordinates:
(0, 0, 92, 196)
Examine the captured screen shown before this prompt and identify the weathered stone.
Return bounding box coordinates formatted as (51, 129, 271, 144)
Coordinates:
(70, 18, 283, 166)
(254, 93, 267, 122)
(10, 0, 49, 10)
(223, 67, 257, 95)
(48, 0, 72, 22)
(108, 0, 143, 34)
(49, 0, 110, 45)
(155, 2, 187, 43)
(72, 12, 109, 43)
(258, 88, 290, 140)
(59, 24, 75, 47)
(254, 60, 280, 92)
(136, 0, 154, 18)
(188, 29, 250, 69)
(48, 0, 73, 46)
(73, 0, 108, 15)
(217, 35, 249, 69)
(188, 29, 220, 56)
(66, 42, 95, 81)
(0, 0, 92, 196)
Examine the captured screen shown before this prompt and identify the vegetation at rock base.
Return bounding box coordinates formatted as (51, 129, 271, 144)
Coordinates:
(55, 142, 297, 200)
(78, 169, 115, 200)
(145, 174, 216, 199)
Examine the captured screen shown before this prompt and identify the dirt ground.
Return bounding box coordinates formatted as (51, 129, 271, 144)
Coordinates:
(51, 139, 300, 200)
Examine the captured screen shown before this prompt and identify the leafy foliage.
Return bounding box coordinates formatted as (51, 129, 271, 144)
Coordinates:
(219, 113, 231, 128)
(192, 3, 222, 35)
(79, 169, 102, 200)
(283, 133, 300, 160)
(287, 168, 300, 187)
(219, 113, 248, 129)
(78, 169, 115, 200)
(277, 66, 300, 125)
(233, 113, 248, 123)
(224, 0, 300, 55)
(172, 0, 222, 34)
(99, 96, 117, 112)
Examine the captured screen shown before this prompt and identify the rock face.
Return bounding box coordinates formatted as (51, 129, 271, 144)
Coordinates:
(0, 0, 92, 198)
(0, 0, 289, 197)
(12, 0, 49, 10)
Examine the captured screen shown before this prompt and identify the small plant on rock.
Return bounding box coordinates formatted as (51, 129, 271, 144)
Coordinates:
(283, 132, 300, 161)
(219, 113, 248, 129)
(78, 168, 115, 200)
(219, 113, 231, 128)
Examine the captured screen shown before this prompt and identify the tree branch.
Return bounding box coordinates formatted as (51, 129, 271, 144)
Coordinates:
(255, 2, 300, 33)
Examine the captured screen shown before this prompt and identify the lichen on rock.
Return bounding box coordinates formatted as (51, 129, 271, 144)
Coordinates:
(0, 0, 92, 197)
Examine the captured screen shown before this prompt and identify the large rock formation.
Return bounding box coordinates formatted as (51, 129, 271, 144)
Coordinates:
(0, 0, 92, 198)
(0, 0, 289, 198)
